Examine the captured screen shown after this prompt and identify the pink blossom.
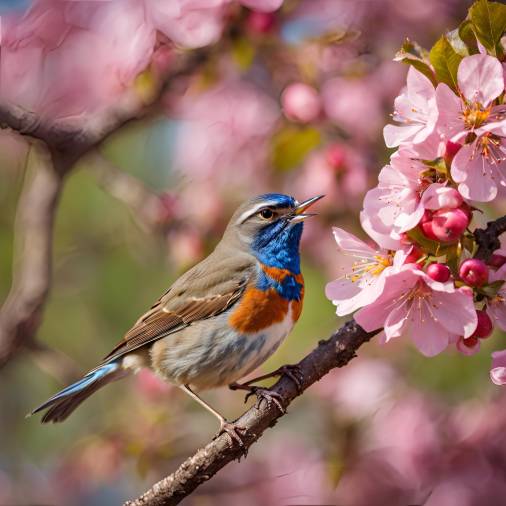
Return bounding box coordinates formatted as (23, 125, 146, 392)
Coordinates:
(170, 80, 279, 182)
(383, 66, 438, 148)
(288, 145, 368, 212)
(321, 76, 384, 141)
(325, 228, 402, 316)
(281, 82, 321, 123)
(490, 350, 506, 385)
(146, 0, 228, 48)
(239, 0, 283, 12)
(355, 266, 477, 357)
(1, 0, 155, 119)
(435, 54, 506, 201)
(451, 122, 506, 202)
(360, 141, 449, 250)
(486, 264, 506, 331)
(315, 359, 398, 419)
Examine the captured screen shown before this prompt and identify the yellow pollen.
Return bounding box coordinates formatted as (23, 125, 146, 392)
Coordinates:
(349, 255, 393, 282)
(463, 103, 491, 129)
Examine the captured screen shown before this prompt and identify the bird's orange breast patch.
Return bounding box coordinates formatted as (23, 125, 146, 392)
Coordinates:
(229, 286, 290, 333)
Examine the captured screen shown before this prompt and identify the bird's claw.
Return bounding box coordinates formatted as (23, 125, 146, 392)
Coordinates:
(215, 420, 247, 447)
(274, 364, 304, 394)
(244, 386, 285, 414)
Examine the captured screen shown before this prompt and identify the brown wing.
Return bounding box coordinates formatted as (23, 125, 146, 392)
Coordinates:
(101, 251, 254, 363)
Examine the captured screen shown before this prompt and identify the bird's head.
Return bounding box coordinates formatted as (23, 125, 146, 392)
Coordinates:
(223, 193, 323, 270)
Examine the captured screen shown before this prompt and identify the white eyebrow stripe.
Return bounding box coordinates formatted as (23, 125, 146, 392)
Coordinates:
(236, 201, 279, 224)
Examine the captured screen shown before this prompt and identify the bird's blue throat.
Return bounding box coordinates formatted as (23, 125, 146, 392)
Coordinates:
(251, 220, 304, 301)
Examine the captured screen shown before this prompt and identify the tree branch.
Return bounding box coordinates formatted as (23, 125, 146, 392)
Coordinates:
(474, 216, 506, 261)
(125, 320, 376, 506)
(0, 144, 64, 367)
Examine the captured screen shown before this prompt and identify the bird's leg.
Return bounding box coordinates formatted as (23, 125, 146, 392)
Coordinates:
(180, 385, 247, 446)
(230, 364, 304, 394)
(229, 382, 285, 414)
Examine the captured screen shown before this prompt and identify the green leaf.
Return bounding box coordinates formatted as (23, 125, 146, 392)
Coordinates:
(407, 228, 457, 257)
(462, 233, 476, 254)
(469, 0, 506, 58)
(394, 38, 437, 85)
(429, 35, 463, 91)
(459, 19, 480, 54)
(446, 28, 470, 56)
(421, 157, 447, 175)
(477, 279, 505, 298)
(271, 126, 321, 172)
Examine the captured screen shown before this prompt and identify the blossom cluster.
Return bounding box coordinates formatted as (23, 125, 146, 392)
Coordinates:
(326, 0, 506, 384)
(0, 0, 284, 119)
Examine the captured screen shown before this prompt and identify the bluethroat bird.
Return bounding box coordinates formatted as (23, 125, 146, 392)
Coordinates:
(29, 193, 323, 443)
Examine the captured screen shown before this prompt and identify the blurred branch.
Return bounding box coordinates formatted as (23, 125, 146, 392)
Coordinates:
(0, 144, 64, 368)
(87, 152, 172, 234)
(475, 216, 506, 261)
(125, 320, 376, 506)
(0, 48, 209, 169)
(27, 340, 82, 384)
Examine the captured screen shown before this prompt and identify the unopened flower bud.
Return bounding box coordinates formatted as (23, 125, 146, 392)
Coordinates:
(459, 258, 489, 287)
(431, 208, 469, 242)
(471, 309, 493, 339)
(490, 254, 506, 269)
(246, 11, 276, 33)
(325, 144, 346, 171)
(427, 262, 451, 282)
(456, 336, 480, 356)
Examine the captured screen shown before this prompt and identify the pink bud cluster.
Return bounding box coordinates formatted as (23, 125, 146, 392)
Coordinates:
(326, 27, 506, 383)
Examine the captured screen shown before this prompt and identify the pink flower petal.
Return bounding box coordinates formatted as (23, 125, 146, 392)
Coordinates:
(451, 142, 498, 201)
(355, 269, 418, 331)
(458, 54, 504, 106)
(429, 289, 477, 337)
(383, 304, 407, 342)
(435, 83, 462, 138)
(383, 123, 423, 148)
(456, 336, 481, 356)
(409, 302, 450, 357)
(406, 66, 436, 107)
(491, 350, 506, 385)
(331, 227, 375, 257)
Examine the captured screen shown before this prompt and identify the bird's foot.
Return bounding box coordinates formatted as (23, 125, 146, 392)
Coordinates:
(247, 386, 285, 413)
(230, 382, 285, 413)
(231, 364, 304, 394)
(215, 419, 247, 448)
(272, 364, 304, 393)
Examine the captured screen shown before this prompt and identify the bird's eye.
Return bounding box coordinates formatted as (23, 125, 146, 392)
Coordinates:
(259, 208, 274, 220)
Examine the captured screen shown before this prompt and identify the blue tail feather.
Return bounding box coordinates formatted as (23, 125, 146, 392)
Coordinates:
(29, 361, 123, 422)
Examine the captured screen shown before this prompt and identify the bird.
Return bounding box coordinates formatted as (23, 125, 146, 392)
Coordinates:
(29, 193, 323, 444)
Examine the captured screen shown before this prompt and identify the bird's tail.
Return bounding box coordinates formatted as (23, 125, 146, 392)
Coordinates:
(28, 361, 127, 423)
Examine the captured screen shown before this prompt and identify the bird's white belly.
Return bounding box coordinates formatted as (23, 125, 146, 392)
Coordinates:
(150, 304, 296, 390)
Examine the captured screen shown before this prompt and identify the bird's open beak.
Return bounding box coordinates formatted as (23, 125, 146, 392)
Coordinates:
(290, 195, 325, 223)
